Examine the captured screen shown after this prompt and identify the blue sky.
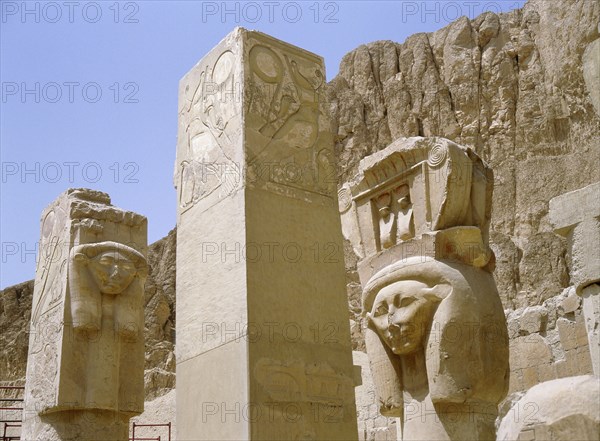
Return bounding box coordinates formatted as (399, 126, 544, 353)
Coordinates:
(0, 0, 525, 288)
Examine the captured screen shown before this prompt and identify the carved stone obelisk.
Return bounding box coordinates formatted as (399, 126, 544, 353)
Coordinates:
(175, 28, 358, 440)
(342, 137, 509, 441)
(21, 189, 148, 441)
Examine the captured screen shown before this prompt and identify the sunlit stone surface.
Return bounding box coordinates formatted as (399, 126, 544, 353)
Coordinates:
(175, 28, 358, 440)
(344, 137, 509, 441)
(21, 188, 148, 441)
(550, 182, 600, 376)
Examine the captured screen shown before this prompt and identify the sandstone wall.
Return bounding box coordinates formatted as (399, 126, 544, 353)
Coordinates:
(505, 289, 593, 396)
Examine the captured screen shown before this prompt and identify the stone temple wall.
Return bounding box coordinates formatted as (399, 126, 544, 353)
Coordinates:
(506, 289, 593, 396)
(1, 0, 598, 439)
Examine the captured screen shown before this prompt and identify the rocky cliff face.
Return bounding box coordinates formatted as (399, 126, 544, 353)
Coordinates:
(330, 0, 599, 313)
(1, 0, 598, 408)
(0, 281, 33, 382)
(141, 228, 177, 399)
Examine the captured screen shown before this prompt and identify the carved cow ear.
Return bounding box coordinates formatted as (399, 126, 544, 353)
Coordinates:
(135, 265, 149, 279)
(423, 283, 451, 301)
(73, 253, 88, 264)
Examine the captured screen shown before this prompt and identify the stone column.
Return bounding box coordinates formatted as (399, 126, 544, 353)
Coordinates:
(174, 28, 357, 440)
(550, 181, 600, 375)
(342, 137, 509, 441)
(21, 189, 148, 441)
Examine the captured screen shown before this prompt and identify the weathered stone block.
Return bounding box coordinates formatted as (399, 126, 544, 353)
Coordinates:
(510, 334, 552, 370)
(175, 28, 357, 440)
(498, 376, 600, 441)
(550, 182, 600, 293)
(559, 290, 581, 314)
(21, 189, 148, 441)
(582, 283, 600, 375)
(557, 317, 579, 351)
(519, 305, 547, 334)
(522, 366, 539, 389)
(537, 363, 556, 383)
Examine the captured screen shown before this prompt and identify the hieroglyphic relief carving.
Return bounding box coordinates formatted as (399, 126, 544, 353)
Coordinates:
(67, 241, 147, 410)
(175, 29, 357, 440)
(337, 186, 352, 213)
(254, 358, 354, 412)
(362, 258, 508, 440)
(246, 43, 322, 152)
(346, 137, 492, 260)
(176, 40, 242, 214)
(175, 30, 336, 216)
(31, 206, 68, 328)
(245, 33, 335, 199)
(69, 241, 147, 340)
(374, 184, 415, 250)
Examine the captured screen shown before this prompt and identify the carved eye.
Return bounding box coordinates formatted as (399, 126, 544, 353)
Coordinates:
(119, 262, 135, 272)
(397, 297, 415, 308)
(373, 303, 389, 317)
(98, 256, 115, 266)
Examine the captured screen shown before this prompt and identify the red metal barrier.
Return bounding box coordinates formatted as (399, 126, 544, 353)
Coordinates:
(2, 423, 21, 441)
(0, 386, 24, 441)
(2, 388, 173, 441)
(131, 422, 171, 441)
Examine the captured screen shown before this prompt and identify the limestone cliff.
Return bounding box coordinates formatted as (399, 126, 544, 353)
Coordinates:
(331, 0, 599, 313)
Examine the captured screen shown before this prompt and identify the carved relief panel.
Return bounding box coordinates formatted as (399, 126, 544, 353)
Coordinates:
(349, 138, 508, 440)
(244, 32, 335, 199)
(175, 32, 243, 215)
(175, 30, 336, 217)
(347, 137, 492, 259)
(23, 189, 148, 418)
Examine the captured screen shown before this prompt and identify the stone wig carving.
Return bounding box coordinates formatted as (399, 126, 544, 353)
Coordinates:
(362, 256, 509, 438)
(69, 241, 148, 341)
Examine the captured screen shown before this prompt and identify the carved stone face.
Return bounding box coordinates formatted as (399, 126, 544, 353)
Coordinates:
(88, 251, 137, 295)
(368, 280, 438, 355)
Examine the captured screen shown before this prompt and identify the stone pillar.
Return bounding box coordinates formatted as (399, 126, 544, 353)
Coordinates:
(550, 181, 600, 375)
(343, 137, 509, 441)
(21, 189, 148, 441)
(174, 28, 357, 440)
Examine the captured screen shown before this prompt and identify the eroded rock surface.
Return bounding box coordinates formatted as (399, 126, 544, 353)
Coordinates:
(329, 0, 599, 332)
